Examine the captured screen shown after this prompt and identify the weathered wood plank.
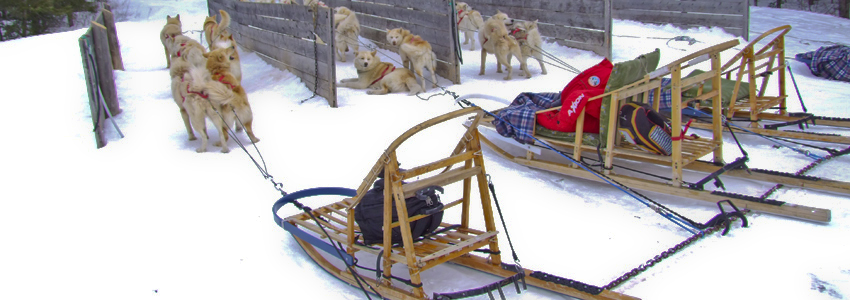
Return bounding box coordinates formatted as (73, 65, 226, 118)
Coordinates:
(79, 32, 106, 149)
(350, 1, 447, 29)
(358, 0, 452, 13)
(613, 0, 747, 15)
(100, 9, 124, 71)
(615, 10, 747, 31)
(91, 20, 120, 117)
(472, 4, 607, 29)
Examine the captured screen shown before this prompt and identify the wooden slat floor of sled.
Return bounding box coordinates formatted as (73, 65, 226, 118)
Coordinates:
(478, 119, 718, 168)
(477, 132, 831, 223)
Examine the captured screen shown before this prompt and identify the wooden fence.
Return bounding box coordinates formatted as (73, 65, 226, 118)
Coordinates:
(79, 8, 124, 148)
(461, 0, 613, 59)
(612, 0, 750, 39)
(208, 0, 338, 107)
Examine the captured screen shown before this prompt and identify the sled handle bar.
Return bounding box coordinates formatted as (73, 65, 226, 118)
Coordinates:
(272, 187, 357, 228)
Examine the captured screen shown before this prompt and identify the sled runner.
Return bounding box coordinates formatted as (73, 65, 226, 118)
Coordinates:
(273, 107, 640, 300)
(686, 25, 850, 145)
(470, 39, 831, 223)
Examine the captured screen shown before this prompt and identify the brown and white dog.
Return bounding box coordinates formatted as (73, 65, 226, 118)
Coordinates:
(386, 28, 438, 89)
(204, 10, 243, 82)
(338, 50, 424, 95)
(333, 7, 360, 62)
(160, 14, 182, 68)
(479, 11, 529, 80)
(508, 20, 547, 76)
(455, 2, 484, 51)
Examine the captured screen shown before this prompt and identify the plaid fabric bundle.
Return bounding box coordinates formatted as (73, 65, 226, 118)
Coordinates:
(796, 45, 850, 83)
(648, 78, 673, 110)
(492, 92, 561, 144)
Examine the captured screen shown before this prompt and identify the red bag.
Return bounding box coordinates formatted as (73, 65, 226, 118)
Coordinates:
(537, 58, 613, 134)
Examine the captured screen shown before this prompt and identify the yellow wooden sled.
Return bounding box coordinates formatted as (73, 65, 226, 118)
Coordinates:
(468, 39, 831, 223)
(273, 107, 639, 300)
(688, 25, 850, 144)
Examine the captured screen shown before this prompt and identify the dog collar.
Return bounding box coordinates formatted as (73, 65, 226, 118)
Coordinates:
(185, 82, 208, 99)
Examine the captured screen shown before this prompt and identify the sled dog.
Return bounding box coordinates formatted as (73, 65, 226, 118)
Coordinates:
(169, 36, 207, 71)
(160, 14, 182, 68)
(204, 10, 242, 82)
(386, 28, 438, 89)
(201, 47, 259, 147)
(479, 11, 529, 80)
(455, 2, 484, 51)
(169, 41, 205, 144)
(333, 6, 360, 62)
(508, 20, 547, 76)
(338, 50, 424, 95)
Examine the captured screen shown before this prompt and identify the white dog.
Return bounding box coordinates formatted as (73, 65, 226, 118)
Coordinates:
(455, 2, 484, 50)
(509, 20, 547, 76)
(334, 7, 360, 62)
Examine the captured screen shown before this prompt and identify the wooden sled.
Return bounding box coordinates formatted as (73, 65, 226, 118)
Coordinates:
(471, 40, 831, 223)
(687, 25, 850, 145)
(273, 107, 639, 300)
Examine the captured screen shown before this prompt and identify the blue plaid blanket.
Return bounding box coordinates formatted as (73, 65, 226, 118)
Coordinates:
(492, 92, 561, 144)
(648, 78, 673, 110)
(796, 45, 850, 83)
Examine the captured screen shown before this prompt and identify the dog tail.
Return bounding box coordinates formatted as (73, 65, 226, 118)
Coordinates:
(212, 10, 231, 42)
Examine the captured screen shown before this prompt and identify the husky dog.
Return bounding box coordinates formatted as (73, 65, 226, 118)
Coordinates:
(333, 7, 360, 62)
(338, 50, 424, 95)
(479, 11, 529, 80)
(201, 47, 259, 146)
(508, 20, 547, 76)
(386, 28, 438, 89)
(169, 36, 207, 71)
(455, 2, 484, 50)
(204, 10, 243, 82)
(160, 14, 182, 68)
(169, 38, 205, 143)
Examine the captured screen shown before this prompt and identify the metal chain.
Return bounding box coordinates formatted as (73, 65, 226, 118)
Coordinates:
(299, 8, 321, 104)
(602, 212, 747, 291)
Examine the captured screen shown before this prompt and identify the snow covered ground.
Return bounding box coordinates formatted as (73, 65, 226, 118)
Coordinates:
(1, 1, 849, 299)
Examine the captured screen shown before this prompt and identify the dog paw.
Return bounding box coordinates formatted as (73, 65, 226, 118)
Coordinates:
(541, 70, 548, 75)
(250, 137, 260, 143)
(188, 136, 197, 141)
(220, 147, 230, 153)
(195, 147, 206, 153)
(503, 76, 512, 80)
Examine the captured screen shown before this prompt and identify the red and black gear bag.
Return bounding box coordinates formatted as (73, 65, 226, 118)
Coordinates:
(617, 102, 673, 156)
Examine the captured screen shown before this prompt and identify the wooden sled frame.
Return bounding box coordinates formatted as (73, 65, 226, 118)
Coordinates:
(473, 39, 831, 223)
(690, 25, 850, 144)
(275, 107, 639, 300)
(536, 40, 739, 187)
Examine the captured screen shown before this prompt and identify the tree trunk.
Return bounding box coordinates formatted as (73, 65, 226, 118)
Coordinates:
(841, 0, 849, 18)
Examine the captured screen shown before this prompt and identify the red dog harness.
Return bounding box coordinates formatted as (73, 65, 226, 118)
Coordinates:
(456, 10, 465, 25)
(369, 65, 396, 87)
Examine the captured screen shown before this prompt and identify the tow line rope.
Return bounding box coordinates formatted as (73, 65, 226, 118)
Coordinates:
(204, 100, 381, 299)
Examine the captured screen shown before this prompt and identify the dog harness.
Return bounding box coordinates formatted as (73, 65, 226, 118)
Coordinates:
(456, 10, 465, 25)
(369, 65, 396, 87)
(215, 74, 237, 90)
(182, 75, 209, 100)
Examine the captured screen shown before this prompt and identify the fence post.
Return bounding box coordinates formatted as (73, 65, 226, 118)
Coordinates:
(90, 20, 121, 117)
(79, 32, 107, 148)
(100, 8, 125, 70)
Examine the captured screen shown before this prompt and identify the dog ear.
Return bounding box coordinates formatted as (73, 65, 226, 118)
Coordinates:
(203, 52, 210, 59)
(370, 50, 377, 57)
(176, 14, 180, 21)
